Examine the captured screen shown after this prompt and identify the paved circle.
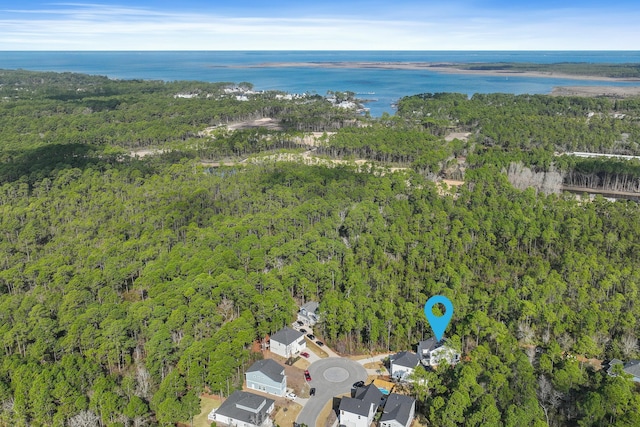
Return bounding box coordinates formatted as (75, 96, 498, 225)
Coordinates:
(323, 366, 349, 382)
(296, 357, 367, 427)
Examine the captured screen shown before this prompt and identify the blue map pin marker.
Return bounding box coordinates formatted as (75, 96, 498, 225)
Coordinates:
(424, 295, 453, 341)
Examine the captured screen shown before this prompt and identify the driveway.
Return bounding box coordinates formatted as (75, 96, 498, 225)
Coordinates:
(295, 358, 367, 427)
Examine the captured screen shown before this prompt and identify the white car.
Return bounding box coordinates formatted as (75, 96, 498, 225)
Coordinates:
(286, 392, 297, 400)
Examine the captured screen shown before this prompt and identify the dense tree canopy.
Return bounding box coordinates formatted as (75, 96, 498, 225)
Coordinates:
(0, 70, 639, 426)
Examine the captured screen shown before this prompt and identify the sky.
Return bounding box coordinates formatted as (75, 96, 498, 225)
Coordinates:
(0, 1, 639, 50)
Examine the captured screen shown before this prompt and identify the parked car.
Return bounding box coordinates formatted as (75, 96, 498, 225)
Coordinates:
(300, 352, 310, 358)
(296, 320, 304, 326)
(300, 328, 307, 334)
(306, 334, 316, 340)
(287, 392, 297, 400)
(315, 340, 324, 347)
(352, 381, 365, 388)
(310, 387, 316, 396)
(304, 370, 311, 381)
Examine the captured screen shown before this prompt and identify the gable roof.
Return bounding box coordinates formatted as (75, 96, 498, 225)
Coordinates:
(391, 351, 420, 368)
(216, 391, 274, 425)
(300, 301, 319, 313)
(247, 359, 285, 383)
(354, 383, 384, 407)
(380, 393, 415, 426)
(340, 397, 374, 417)
(418, 337, 439, 352)
(270, 327, 304, 346)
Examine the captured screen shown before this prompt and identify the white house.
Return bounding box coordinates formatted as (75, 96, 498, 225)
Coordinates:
(417, 337, 460, 367)
(208, 391, 274, 427)
(298, 301, 320, 326)
(269, 327, 306, 358)
(245, 359, 286, 397)
(379, 393, 416, 427)
(339, 383, 383, 427)
(390, 351, 420, 381)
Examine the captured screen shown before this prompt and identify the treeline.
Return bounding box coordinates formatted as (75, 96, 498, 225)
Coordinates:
(0, 70, 361, 181)
(1, 71, 640, 426)
(397, 92, 640, 194)
(1, 158, 640, 425)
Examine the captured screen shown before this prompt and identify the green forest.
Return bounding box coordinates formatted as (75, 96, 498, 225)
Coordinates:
(1, 70, 639, 426)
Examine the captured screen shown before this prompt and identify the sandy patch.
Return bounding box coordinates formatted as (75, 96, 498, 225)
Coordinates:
(274, 401, 303, 427)
(444, 132, 471, 142)
(130, 148, 168, 158)
(551, 86, 640, 98)
(227, 117, 283, 131)
(187, 395, 221, 427)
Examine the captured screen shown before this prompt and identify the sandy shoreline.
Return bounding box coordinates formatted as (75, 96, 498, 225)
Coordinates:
(223, 62, 640, 82)
(551, 86, 640, 97)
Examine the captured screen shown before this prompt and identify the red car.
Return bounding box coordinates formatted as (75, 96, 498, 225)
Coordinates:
(304, 370, 311, 381)
(300, 352, 310, 358)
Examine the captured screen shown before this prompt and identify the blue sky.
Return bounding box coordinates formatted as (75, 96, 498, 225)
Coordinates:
(1, 1, 639, 50)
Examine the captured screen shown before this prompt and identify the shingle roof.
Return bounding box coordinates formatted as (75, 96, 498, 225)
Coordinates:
(247, 359, 285, 383)
(624, 359, 640, 378)
(354, 384, 384, 408)
(418, 337, 439, 352)
(391, 351, 420, 368)
(216, 391, 274, 425)
(300, 301, 319, 313)
(380, 393, 415, 426)
(340, 397, 374, 417)
(270, 327, 304, 346)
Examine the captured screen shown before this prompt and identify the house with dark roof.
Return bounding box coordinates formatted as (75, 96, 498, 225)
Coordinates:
(417, 337, 460, 367)
(379, 394, 416, 427)
(269, 327, 306, 358)
(246, 359, 286, 396)
(339, 384, 384, 427)
(608, 359, 640, 382)
(389, 351, 420, 381)
(208, 390, 275, 427)
(298, 301, 321, 326)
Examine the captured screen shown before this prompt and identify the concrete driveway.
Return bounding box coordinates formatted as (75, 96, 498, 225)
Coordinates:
(295, 358, 367, 427)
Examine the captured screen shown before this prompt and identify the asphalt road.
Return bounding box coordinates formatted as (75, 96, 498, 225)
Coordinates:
(296, 358, 367, 427)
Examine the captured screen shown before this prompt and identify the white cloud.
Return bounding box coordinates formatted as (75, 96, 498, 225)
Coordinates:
(0, 3, 637, 50)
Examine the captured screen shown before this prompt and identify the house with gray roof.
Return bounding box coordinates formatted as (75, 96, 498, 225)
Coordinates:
(608, 359, 640, 382)
(269, 327, 306, 358)
(379, 394, 416, 427)
(298, 301, 321, 326)
(417, 337, 460, 367)
(208, 390, 274, 427)
(339, 383, 384, 427)
(246, 359, 286, 397)
(390, 351, 420, 381)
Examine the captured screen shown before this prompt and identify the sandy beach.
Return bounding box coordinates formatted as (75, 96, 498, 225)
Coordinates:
(225, 61, 640, 82)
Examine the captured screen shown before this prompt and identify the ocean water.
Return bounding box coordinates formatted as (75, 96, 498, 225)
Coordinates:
(1, 51, 639, 116)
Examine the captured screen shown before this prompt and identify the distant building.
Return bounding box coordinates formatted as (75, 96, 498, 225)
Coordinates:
(298, 301, 320, 326)
(269, 327, 306, 358)
(379, 393, 416, 427)
(245, 359, 286, 397)
(417, 337, 460, 367)
(389, 351, 420, 381)
(208, 390, 275, 427)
